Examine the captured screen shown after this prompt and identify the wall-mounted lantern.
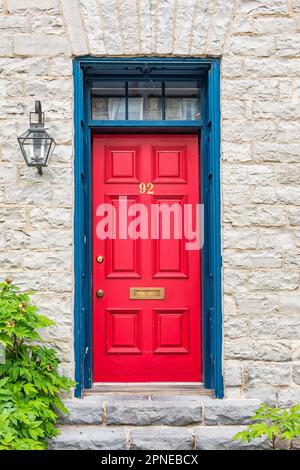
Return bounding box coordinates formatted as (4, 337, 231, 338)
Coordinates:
(18, 101, 55, 175)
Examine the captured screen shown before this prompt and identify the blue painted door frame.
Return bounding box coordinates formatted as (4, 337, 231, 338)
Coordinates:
(73, 57, 223, 398)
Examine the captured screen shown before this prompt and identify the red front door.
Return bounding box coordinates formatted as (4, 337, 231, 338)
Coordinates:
(92, 134, 202, 382)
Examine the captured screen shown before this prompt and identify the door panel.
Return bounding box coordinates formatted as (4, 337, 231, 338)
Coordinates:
(153, 308, 189, 354)
(106, 308, 142, 354)
(105, 195, 141, 279)
(152, 195, 188, 278)
(92, 134, 202, 382)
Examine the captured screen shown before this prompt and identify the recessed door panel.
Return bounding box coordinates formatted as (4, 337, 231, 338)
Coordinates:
(152, 195, 188, 279)
(153, 146, 187, 183)
(106, 308, 142, 354)
(105, 195, 141, 279)
(153, 308, 189, 354)
(105, 146, 140, 183)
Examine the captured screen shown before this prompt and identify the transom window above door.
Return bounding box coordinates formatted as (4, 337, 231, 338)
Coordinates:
(91, 80, 201, 121)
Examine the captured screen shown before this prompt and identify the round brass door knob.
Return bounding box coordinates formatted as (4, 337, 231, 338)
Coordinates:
(96, 255, 104, 263)
(96, 289, 104, 298)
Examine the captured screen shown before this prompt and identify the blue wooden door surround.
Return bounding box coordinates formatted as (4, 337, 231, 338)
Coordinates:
(73, 58, 223, 398)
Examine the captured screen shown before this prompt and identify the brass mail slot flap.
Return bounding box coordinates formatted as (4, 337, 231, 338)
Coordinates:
(130, 287, 165, 300)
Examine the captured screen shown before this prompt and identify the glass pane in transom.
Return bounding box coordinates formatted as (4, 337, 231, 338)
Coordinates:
(92, 81, 125, 120)
(128, 81, 162, 120)
(165, 81, 200, 120)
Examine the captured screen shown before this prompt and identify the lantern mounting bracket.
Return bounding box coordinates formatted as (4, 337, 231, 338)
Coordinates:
(29, 100, 45, 131)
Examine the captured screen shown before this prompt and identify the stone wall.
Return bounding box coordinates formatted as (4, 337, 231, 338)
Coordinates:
(0, 0, 299, 401)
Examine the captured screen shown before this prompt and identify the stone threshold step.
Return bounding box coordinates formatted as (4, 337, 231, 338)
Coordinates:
(87, 382, 212, 395)
(49, 425, 267, 450)
(61, 396, 260, 427)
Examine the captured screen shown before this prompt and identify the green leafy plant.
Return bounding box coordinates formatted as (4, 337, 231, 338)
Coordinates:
(0, 279, 75, 450)
(233, 403, 300, 450)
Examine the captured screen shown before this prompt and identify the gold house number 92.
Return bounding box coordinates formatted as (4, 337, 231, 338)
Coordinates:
(139, 182, 154, 194)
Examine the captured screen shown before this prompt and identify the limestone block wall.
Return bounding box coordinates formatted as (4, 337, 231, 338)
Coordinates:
(0, 0, 299, 401)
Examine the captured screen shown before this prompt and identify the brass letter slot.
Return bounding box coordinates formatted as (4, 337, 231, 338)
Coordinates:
(130, 287, 165, 300)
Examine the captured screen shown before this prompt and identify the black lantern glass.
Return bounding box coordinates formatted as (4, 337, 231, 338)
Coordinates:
(18, 101, 55, 175)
